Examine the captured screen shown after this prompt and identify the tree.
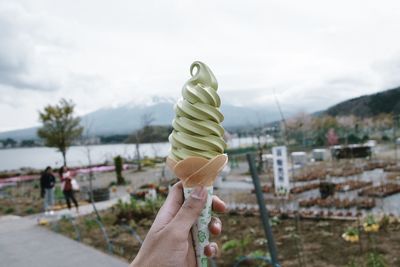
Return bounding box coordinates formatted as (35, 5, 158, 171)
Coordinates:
(311, 116, 338, 146)
(37, 99, 83, 166)
(326, 128, 339, 146)
(3, 138, 17, 148)
(130, 113, 154, 171)
(286, 111, 312, 147)
(337, 115, 358, 145)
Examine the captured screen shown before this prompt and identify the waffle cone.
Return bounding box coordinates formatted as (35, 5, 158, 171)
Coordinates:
(166, 154, 228, 187)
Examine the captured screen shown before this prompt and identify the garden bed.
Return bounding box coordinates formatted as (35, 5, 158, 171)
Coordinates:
(293, 165, 327, 182)
(0, 181, 87, 216)
(299, 197, 376, 209)
(384, 165, 400, 172)
(329, 165, 364, 177)
(290, 183, 320, 194)
(335, 180, 373, 192)
(363, 160, 393, 171)
(359, 183, 400, 197)
(46, 197, 400, 267)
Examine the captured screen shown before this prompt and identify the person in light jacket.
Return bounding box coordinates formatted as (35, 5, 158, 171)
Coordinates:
(59, 166, 79, 213)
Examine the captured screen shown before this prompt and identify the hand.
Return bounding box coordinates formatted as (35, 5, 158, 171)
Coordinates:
(130, 182, 225, 267)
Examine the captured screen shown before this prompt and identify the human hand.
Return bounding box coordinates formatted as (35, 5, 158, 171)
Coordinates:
(130, 182, 225, 267)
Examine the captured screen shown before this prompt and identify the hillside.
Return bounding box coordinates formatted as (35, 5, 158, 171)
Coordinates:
(0, 102, 281, 140)
(5, 86, 400, 141)
(325, 86, 400, 117)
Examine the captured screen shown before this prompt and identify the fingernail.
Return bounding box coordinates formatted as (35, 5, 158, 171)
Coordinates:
(210, 245, 217, 256)
(191, 186, 206, 200)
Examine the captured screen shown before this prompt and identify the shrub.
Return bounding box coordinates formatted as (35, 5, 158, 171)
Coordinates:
(84, 218, 98, 231)
(114, 155, 126, 185)
(366, 252, 387, 267)
(5, 207, 15, 214)
(319, 182, 335, 199)
(115, 197, 164, 223)
(25, 207, 34, 214)
(142, 158, 156, 168)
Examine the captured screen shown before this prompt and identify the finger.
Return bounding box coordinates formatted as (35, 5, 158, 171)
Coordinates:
(151, 182, 184, 230)
(204, 242, 218, 257)
(212, 195, 226, 213)
(208, 217, 222, 236)
(169, 186, 207, 235)
(187, 231, 196, 266)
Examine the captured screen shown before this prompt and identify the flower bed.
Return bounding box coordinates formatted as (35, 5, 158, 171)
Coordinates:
(358, 183, 400, 197)
(293, 166, 327, 182)
(130, 183, 169, 200)
(299, 197, 375, 209)
(386, 172, 400, 180)
(290, 183, 320, 194)
(363, 160, 393, 171)
(251, 184, 273, 194)
(384, 165, 400, 172)
(335, 180, 373, 192)
(329, 166, 363, 177)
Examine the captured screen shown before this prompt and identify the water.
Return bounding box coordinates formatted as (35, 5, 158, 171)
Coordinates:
(0, 137, 257, 171)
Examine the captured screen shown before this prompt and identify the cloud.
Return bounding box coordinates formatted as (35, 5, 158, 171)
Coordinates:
(1, 0, 400, 132)
(372, 55, 400, 90)
(0, 2, 62, 91)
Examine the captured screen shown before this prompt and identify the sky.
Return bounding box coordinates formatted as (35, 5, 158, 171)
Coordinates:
(1, 0, 400, 132)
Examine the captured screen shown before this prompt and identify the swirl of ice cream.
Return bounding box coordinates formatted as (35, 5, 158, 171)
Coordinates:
(169, 61, 226, 161)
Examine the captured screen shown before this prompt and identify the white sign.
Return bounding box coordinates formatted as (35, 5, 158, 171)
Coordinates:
(272, 146, 290, 195)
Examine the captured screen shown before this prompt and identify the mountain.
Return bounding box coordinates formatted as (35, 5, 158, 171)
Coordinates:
(85, 103, 282, 135)
(0, 102, 282, 140)
(0, 127, 38, 141)
(3, 86, 400, 140)
(325, 86, 400, 117)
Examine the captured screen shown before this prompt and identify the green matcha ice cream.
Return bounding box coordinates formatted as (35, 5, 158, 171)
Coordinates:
(168, 61, 226, 161)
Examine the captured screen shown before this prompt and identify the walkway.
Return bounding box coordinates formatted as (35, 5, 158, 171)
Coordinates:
(0, 193, 130, 267)
(0, 179, 253, 267)
(29, 190, 130, 222)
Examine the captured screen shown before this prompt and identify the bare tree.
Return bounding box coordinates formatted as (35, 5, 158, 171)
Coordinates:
(274, 91, 289, 145)
(81, 119, 102, 221)
(286, 111, 312, 148)
(133, 113, 155, 171)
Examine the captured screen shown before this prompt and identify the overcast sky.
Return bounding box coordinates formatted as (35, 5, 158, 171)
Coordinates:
(1, 0, 400, 132)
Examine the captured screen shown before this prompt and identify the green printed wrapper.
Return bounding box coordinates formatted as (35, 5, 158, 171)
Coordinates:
(184, 186, 213, 267)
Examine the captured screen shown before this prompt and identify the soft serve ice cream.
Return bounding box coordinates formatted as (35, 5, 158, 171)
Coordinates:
(168, 61, 226, 161)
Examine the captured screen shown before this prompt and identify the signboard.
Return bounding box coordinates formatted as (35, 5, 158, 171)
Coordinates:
(272, 146, 290, 195)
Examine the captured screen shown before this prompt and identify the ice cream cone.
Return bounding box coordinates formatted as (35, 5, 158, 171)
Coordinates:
(170, 154, 228, 187)
(167, 154, 228, 267)
(166, 61, 227, 266)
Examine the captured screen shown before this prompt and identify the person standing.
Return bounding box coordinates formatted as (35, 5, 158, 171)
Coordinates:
(40, 166, 56, 215)
(59, 166, 79, 214)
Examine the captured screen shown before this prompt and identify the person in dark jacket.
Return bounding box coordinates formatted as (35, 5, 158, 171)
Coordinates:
(40, 166, 56, 215)
(59, 166, 79, 213)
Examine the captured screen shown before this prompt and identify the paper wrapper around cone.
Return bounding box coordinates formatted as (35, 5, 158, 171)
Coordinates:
(166, 154, 228, 267)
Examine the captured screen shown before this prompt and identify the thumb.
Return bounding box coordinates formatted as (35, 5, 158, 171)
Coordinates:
(169, 186, 207, 235)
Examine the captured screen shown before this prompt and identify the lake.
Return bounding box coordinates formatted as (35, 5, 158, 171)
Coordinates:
(0, 137, 259, 171)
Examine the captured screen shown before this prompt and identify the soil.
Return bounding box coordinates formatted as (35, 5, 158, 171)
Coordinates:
(0, 182, 44, 215)
(0, 181, 87, 216)
(4, 160, 400, 266)
(48, 202, 400, 267)
(0, 165, 163, 216)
